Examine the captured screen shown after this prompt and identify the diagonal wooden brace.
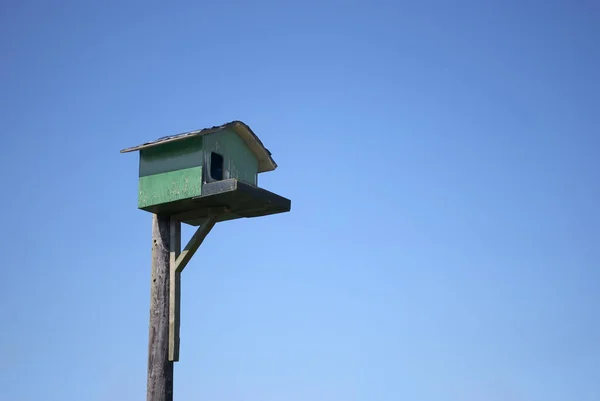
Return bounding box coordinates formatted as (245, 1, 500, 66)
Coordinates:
(175, 215, 217, 273)
(168, 214, 218, 362)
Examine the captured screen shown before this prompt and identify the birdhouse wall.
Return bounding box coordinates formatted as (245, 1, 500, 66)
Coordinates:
(137, 136, 204, 208)
(202, 129, 258, 186)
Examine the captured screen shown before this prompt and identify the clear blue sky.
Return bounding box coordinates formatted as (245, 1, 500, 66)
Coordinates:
(1, 1, 598, 400)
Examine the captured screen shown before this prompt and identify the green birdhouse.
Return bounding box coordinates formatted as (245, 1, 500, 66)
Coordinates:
(121, 121, 291, 225)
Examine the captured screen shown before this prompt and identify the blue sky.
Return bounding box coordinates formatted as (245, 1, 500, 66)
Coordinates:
(1, 1, 599, 400)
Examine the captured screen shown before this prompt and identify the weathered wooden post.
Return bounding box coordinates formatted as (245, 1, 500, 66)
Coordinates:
(121, 121, 291, 401)
(147, 214, 173, 400)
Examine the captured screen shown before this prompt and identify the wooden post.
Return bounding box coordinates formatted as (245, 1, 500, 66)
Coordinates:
(169, 218, 181, 362)
(147, 214, 173, 401)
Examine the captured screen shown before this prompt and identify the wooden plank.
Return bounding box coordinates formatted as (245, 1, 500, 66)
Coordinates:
(175, 216, 217, 273)
(147, 214, 173, 401)
(138, 166, 203, 209)
(168, 218, 181, 362)
(139, 136, 203, 177)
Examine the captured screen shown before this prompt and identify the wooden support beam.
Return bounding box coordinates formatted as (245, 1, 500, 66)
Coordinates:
(168, 219, 181, 362)
(147, 214, 173, 401)
(168, 213, 218, 362)
(175, 215, 217, 273)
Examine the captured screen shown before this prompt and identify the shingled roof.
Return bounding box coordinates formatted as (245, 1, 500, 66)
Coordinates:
(120, 120, 277, 173)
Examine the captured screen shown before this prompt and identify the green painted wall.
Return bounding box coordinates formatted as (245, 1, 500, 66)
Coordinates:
(136, 130, 259, 209)
(202, 129, 258, 185)
(138, 166, 202, 208)
(139, 136, 203, 177)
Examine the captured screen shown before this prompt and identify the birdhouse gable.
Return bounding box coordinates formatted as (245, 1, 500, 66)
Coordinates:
(202, 128, 258, 186)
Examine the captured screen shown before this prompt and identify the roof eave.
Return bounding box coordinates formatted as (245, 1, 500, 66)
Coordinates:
(120, 120, 278, 174)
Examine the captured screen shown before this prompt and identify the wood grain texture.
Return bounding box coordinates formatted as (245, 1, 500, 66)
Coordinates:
(147, 214, 173, 401)
(169, 219, 181, 362)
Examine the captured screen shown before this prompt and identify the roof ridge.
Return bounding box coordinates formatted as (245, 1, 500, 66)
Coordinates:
(120, 121, 277, 173)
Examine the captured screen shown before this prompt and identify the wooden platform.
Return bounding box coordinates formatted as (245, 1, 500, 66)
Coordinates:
(139, 179, 291, 225)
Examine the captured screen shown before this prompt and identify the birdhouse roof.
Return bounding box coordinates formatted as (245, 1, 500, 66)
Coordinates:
(120, 120, 277, 173)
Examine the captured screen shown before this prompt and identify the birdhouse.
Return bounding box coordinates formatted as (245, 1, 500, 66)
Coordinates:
(120, 121, 291, 225)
